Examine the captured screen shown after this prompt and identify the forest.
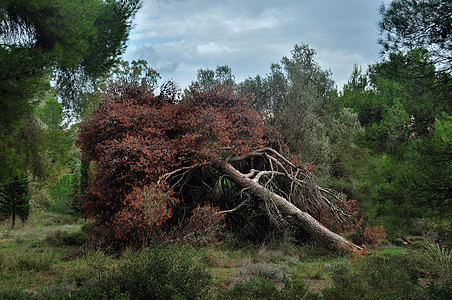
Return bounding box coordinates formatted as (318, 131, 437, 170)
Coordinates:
(0, 0, 451, 299)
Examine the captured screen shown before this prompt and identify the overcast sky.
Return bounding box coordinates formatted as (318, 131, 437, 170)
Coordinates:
(123, 0, 392, 90)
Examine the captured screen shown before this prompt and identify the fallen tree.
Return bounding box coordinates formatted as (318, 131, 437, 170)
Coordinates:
(211, 151, 363, 253)
(77, 82, 370, 253)
(165, 147, 364, 253)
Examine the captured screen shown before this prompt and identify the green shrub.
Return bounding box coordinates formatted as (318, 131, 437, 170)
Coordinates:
(7, 252, 56, 273)
(0, 288, 29, 299)
(240, 262, 290, 282)
(69, 286, 130, 300)
(428, 279, 452, 300)
(45, 230, 86, 247)
(322, 252, 427, 299)
(49, 174, 76, 215)
(88, 246, 211, 299)
(217, 275, 319, 300)
(419, 243, 452, 282)
(217, 276, 284, 300)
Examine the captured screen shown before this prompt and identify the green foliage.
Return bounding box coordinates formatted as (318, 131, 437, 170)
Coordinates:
(107, 59, 161, 88)
(196, 65, 235, 89)
(0, 0, 141, 189)
(378, 0, 452, 72)
(1, 0, 141, 118)
(1, 251, 56, 274)
(0, 95, 75, 186)
(419, 243, 452, 283)
(88, 246, 211, 300)
(218, 275, 319, 300)
(49, 174, 76, 215)
(45, 230, 86, 247)
(338, 49, 452, 235)
(238, 44, 363, 182)
(349, 114, 452, 233)
(37, 97, 75, 171)
(342, 50, 451, 154)
(0, 115, 48, 183)
(428, 279, 452, 300)
(0, 175, 30, 227)
(323, 252, 427, 299)
(404, 113, 452, 220)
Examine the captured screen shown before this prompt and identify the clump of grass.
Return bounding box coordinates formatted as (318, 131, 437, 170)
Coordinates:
(255, 244, 301, 265)
(45, 230, 86, 247)
(6, 251, 57, 272)
(0, 288, 35, 299)
(292, 260, 331, 281)
(197, 246, 241, 268)
(41, 282, 77, 298)
(424, 244, 452, 277)
(240, 260, 290, 282)
(420, 243, 452, 282)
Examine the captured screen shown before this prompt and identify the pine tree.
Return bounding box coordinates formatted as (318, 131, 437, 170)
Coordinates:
(0, 175, 30, 228)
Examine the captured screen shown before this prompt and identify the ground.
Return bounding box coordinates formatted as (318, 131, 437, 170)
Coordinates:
(0, 212, 449, 299)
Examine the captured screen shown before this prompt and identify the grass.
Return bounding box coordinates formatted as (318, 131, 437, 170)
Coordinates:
(1, 212, 451, 299)
(0, 211, 87, 295)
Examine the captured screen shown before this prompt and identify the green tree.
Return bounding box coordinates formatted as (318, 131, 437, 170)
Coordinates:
(341, 50, 451, 155)
(1, 0, 141, 120)
(339, 51, 452, 234)
(107, 59, 160, 88)
(239, 44, 363, 182)
(37, 96, 75, 174)
(196, 65, 235, 89)
(406, 113, 452, 220)
(0, 114, 48, 183)
(0, 175, 30, 227)
(0, 0, 141, 183)
(379, 0, 452, 72)
(49, 174, 75, 214)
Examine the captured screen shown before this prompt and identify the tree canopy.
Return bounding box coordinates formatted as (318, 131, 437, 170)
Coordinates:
(0, 0, 141, 183)
(339, 47, 452, 231)
(238, 44, 363, 182)
(379, 0, 452, 72)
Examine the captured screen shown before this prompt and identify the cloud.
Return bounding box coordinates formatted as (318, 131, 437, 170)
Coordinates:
(316, 49, 373, 89)
(197, 42, 234, 54)
(124, 0, 392, 90)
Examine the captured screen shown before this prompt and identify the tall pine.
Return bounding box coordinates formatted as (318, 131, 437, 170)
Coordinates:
(0, 175, 30, 228)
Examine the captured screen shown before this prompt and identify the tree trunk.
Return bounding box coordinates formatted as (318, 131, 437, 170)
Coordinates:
(212, 159, 363, 254)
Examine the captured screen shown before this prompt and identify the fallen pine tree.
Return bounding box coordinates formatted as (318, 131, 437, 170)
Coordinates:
(77, 82, 375, 253)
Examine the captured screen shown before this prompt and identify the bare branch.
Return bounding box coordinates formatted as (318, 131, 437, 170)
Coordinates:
(212, 158, 363, 253)
(225, 147, 357, 230)
(219, 197, 251, 215)
(157, 164, 201, 184)
(254, 170, 285, 182)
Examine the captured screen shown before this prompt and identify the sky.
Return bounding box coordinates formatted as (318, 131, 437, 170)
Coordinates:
(123, 0, 392, 91)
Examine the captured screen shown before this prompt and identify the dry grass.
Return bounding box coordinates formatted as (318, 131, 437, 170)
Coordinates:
(421, 242, 452, 283)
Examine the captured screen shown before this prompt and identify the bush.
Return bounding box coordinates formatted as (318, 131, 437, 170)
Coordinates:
(49, 174, 76, 215)
(45, 230, 86, 247)
(0, 288, 30, 299)
(419, 243, 452, 283)
(87, 246, 211, 299)
(322, 252, 426, 299)
(217, 275, 319, 300)
(428, 279, 452, 300)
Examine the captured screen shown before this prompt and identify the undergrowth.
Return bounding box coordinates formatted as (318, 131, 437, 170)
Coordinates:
(1, 213, 451, 299)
